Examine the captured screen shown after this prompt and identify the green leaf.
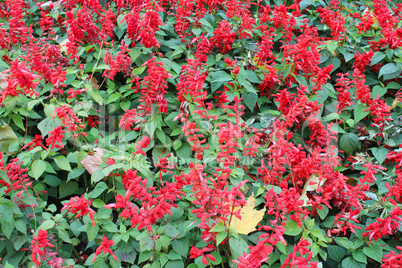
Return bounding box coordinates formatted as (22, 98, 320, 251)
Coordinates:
(97, 64, 111, 70)
(163, 225, 180, 238)
(363, 243, 383, 263)
(1, 222, 13, 238)
(284, 220, 302, 236)
(90, 182, 108, 198)
(59, 181, 79, 199)
(91, 169, 106, 184)
(199, 18, 214, 33)
(336, 237, 353, 250)
(132, 66, 146, 75)
(106, 93, 122, 104)
(11, 114, 24, 130)
(37, 118, 61, 137)
(242, 92, 258, 111)
(40, 219, 55, 230)
(371, 85, 387, 99)
(370, 52, 385, 66)
(165, 260, 184, 268)
(172, 238, 189, 257)
(0, 201, 14, 223)
(353, 249, 367, 264)
(354, 103, 370, 124)
(87, 224, 98, 242)
(317, 205, 329, 220)
(379, 63, 401, 78)
(229, 238, 249, 261)
(32, 159, 47, 179)
(58, 228, 72, 243)
(176, 143, 191, 160)
(140, 236, 154, 251)
(54, 156, 72, 171)
(342, 256, 365, 268)
(209, 222, 225, 232)
(0, 123, 18, 153)
(15, 219, 27, 234)
(340, 133, 359, 155)
(328, 245, 346, 262)
(372, 147, 388, 165)
(216, 231, 227, 246)
(343, 52, 355, 63)
(210, 71, 232, 93)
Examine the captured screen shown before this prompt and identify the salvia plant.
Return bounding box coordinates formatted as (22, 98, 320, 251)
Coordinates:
(0, 0, 402, 267)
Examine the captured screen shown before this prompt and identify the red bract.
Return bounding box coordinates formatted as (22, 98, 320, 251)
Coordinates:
(281, 238, 318, 268)
(61, 195, 96, 227)
(189, 245, 215, 265)
(210, 20, 236, 54)
(138, 57, 171, 115)
(363, 206, 402, 244)
(1, 59, 40, 103)
(381, 245, 402, 267)
(103, 40, 133, 80)
(119, 109, 140, 131)
(54, 105, 85, 135)
(46, 126, 66, 150)
(0, 152, 32, 195)
(31, 229, 55, 266)
(317, 1, 345, 41)
(21, 135, 47, 151)
(93, 235, 118, 263)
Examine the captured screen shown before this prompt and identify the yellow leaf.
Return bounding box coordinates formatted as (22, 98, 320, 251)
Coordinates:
(390, 98, 399, 110)
(253, 56, 268, 71)
(229, 193, 266, 235)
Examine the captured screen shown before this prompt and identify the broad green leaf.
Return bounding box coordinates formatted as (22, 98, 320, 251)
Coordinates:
(210, 71, 232, 93)
(229, 238, 249, 261)
(354, 103, 370, 124)
(0, 123, 18, 153)
(378, 63, 400, 78)
(37, 118, 61, 137)
(284, 219, 302, 236)
(32, 159, 47, 179)
(340, 133, 359, 155)
(342, 256, 366, 268)
(59, 181, 79, 199)
(54, 156, 72, 171)
(242, 92, 258, 111)
(370, 52, 385, 66)
(40, 219, 55, 230)
(372, 147, 388, 165)
(172, 238, 189, 257)
(90, 182, 108, 198)
(328, 245, 346, 262)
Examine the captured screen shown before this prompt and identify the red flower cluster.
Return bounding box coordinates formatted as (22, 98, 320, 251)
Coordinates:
(31, 229, 55, 266)
(61, 195, 96, 227)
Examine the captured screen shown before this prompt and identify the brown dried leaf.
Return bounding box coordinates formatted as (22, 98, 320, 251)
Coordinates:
(90, 76, 99, 90)
(351, 152, 371, 165)
(80, 147, 103, 175)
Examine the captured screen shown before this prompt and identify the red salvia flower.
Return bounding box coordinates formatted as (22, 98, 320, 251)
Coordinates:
(46, 126, 65, 150)
(31, 229, 55, 266)
(61, 195, 96, 227)
(93, 235, 118, 263)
